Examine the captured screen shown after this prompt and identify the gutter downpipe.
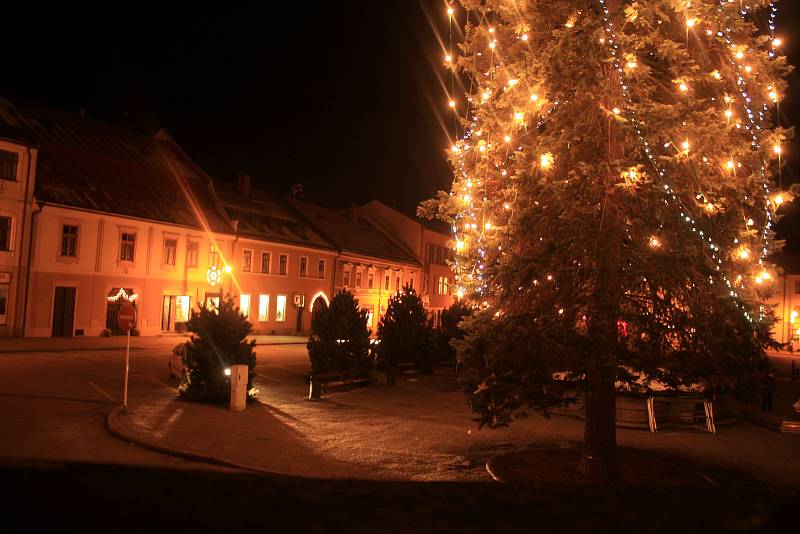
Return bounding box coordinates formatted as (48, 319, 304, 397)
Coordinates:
(13, 146, 34, 337)
(20, 201, 43, 338)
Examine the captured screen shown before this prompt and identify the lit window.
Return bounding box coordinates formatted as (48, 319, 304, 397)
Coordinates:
(261, 252, 271, 273)
(120, 232, 136, 262)
(163, 237, 177, 266)
(364, 305, 374, 328)
(175, 296, 190, 324)
(0, 150, 18, 181)
(258, 294, 269, 322)
(242, 249, 252, 272)
(61, 224, 78, 257)
(186, 241, 199, 268)
(276, 295, 287, 322)
(317, 259, 325, 279)
(299, 257, 308, 277)
(279, 254, 288, 275)
(209, 245, 220, 267)
(239, 294, 251, 319)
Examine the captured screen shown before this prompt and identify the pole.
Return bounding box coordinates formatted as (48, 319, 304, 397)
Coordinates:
(123, 329, 130, 413)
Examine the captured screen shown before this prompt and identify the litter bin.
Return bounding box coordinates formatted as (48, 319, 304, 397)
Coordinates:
(230, 364, 248, 412)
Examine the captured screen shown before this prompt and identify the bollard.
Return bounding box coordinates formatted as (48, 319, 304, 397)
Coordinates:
(230, 364, 248, 411)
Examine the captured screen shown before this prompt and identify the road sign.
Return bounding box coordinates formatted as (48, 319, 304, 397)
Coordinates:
(117, 303, 137, 332)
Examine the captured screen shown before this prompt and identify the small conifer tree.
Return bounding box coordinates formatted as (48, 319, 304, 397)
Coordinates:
(377, 284, 434, 378)
(307, 290, 372, 376)
(180, 295, 256, 403)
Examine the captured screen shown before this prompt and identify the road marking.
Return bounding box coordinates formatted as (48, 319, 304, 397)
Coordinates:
(257, 364, 307, 375)
(149, 376, 177, 392)
(257, 374, 281, 382)
(88, 380, 115, 402)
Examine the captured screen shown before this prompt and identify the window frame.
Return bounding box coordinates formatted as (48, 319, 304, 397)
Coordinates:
(0, 149, 18, 181)
(278, 253, 288, 276)
(119, 231, 136, 263)
(162, 236, 178, 267)
(242, 249, 253, 273)
(239, 294, 251, 319)
(258, 294, 269, 322)
(186, 240, 199, 268)
(317, 259, 326, 279)
(343, 266, 351, 288)
(276, 294, 287, 322)
(299, 256, 308, 277)
(59, 223, 79, 258)
(261, 251, 271, 274)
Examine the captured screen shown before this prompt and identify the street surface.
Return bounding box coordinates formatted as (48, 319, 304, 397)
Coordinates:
(0, 339, 307, 469)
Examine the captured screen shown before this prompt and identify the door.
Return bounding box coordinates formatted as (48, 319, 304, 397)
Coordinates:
(162, 295, 175, 332)
(52, 286, 76, 337)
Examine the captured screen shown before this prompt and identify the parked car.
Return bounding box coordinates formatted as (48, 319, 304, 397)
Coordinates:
(169, 342, 188, 379)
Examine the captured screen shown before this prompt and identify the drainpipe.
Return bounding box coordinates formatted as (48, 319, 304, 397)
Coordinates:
(20, 201, 43, 337)
(13, 147, 35, 337)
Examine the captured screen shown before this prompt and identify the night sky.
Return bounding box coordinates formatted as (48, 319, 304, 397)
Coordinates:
(2, 1, 800, 241)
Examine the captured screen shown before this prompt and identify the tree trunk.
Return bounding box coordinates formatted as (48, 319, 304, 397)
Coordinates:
(578, 367, 619, 480)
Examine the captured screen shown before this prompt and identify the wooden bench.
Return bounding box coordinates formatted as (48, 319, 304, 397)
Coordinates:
(649, 394, 716, 434)
(308, 371, 372, 400)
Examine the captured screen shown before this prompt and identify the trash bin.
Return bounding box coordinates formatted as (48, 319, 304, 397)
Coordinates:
(230, 364, 248, 412)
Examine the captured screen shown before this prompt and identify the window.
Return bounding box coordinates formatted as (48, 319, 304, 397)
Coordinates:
(120, 232, 135, 262)
(163, 237, 177, 266)
(0, 150, 18, 181)
(317, 259, 325, 279)
(258, 294, 269, 322)
(355, 270, 363, 289)
(239, 294, 251, 319)
(299, 257, 308, 277)
(276, 295, 287, 322)
(423, 273, 429, 295)
(0, 216, 10, 251)
(0, 285, 7, 325)
(279, 254, 288, 275)
(384, 273, 390, 291)
(343, 267, 351, 288)
(367, 272, 374, 289)
(209, 245, 220, 267)
(795, 281, 800, 294)
(242, 249, 252, 272)
(186, 241, 199, 268)
(261, 252, 271, 273)
(395, 274, 401, 291)
(438, 276, 449, 295)
(364, 305, 374, 328)
(60, 225, 78, 257)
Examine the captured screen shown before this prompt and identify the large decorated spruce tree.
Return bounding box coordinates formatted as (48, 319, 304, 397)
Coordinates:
(421, 0, 792, 479)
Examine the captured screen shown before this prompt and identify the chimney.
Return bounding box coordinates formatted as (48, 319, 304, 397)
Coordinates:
(237, 173, 251, 196)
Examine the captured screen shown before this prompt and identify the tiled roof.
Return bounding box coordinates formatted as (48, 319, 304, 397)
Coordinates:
(215, 183, 335, 250)
(0, 97, 232, 233)
(290, 200, 420, 266)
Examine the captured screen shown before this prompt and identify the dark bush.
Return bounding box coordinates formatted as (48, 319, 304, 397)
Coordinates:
(307, 290, 372, 376)
(180, 295, 256, 402)
(377, 284, 434, 374)
(437, 299, 472, 367)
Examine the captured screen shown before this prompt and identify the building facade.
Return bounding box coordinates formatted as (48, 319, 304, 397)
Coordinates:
(0, 97, 456, 338)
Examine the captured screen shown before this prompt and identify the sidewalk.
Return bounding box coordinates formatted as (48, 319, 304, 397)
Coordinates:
(107, 364, 800, 485)
(0, 334, 307, 354)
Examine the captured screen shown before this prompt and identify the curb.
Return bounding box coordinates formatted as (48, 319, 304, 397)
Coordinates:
(105, 405, 291, 477)
(1, 341, 308, 355)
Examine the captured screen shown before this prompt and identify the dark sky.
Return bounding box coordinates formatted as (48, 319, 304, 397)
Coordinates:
(2, 1, 800, 237)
